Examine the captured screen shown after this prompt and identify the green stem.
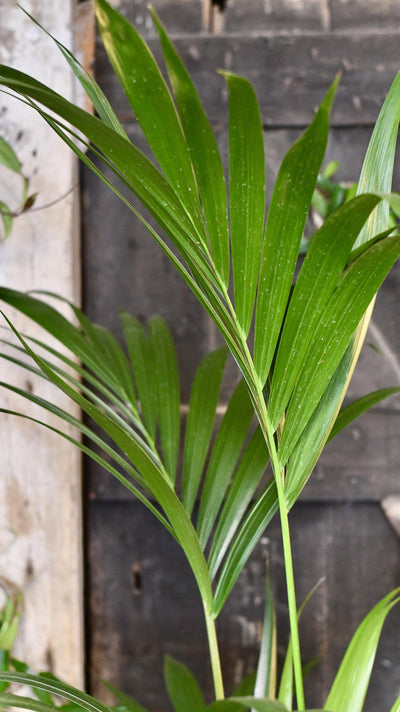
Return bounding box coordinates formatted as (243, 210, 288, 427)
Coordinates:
(254, 388, 305, 711)
(203, 601, 225, 700)
(219, 314, 305, 708)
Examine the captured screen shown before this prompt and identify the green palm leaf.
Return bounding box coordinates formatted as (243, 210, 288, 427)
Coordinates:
(208, 427, 269, 579)
(0, 407, 174, 537)
(0, 673, 110, 712)
(182, 346, 228, 516)
(223, 71, 266, 336)
(120, 313, 158, 441)
(324, 589, 400, 712)
(2, 314, 213, 610)
(19, 7, 127, 138)
(164, 656, 206, 712)
(2, 6, 400, 703)
(278, 233, 400, 465)
(328, 387, 400, 441)
(197, 380, 254, 548)
(73, 307, 137, 408)
(94, 0, 207, 252)
(389, 693, 400, 712)
(268, 194, 380, 429)
(284, 70, 400, 501)
(0, 694, 60, 712)
(0, 67, 213, 280)
(254, 77, 338, 385)
(151, 9, 230, 287)
(212, 480, 278, 617)
(149, 317, 181, 482)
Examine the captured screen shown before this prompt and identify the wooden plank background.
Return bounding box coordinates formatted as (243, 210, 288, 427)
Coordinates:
(83, 3, 400, 711)
(0, 0, 84, 688)
(1, 0, 399, 710)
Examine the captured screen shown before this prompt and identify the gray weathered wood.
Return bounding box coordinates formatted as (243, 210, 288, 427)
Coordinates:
(330, 0, 400, 30)
(0, 0, 84, 687)
(96, 32, 400, 126)
(87, 500, 400, 711)
(224, 0, 330, 32)
(97, 0, 400, 35)
(303, 410, 400, 500)
(106, 0, 203, 37)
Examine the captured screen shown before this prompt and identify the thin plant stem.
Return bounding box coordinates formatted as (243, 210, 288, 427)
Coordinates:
(203, 601, 225, 700)
(253, 386, 305, 711)
(220, 309, 305, 708)
(220, 311, 306, 707)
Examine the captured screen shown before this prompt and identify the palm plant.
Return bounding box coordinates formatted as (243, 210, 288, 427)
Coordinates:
(0, 1, 400, 709)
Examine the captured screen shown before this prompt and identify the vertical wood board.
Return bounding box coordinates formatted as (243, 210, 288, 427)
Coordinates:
(0, 0, 84, 687)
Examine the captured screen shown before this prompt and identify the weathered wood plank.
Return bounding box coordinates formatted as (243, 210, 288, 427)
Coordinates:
(112, 0, 329, 35)
(111, 0, 203, 36)
(290, 502, 400, 710)
(302, 409, 400, 501)
(87, 502, 210, 711)
(330, 0, 400, 30)
(87, 500, 400, 712)
(222, 0, 400, 32)
(94, 0, 400, 36)
(0, 0, 84, 687)
(96, 33, 400, 126)
(223, 0, 330, 32)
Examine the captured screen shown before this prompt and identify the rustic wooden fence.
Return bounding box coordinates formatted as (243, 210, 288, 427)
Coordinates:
(84, 3, 400, 710)
(1, 1, 400, 711)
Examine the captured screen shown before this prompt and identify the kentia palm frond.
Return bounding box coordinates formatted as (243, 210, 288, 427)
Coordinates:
(1, 1, 400, 705)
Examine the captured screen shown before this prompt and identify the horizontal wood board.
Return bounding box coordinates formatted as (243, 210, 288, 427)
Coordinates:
(96, 33, 400, 126)
(110, 0, 400, 35)
(87, 500, 400, 712)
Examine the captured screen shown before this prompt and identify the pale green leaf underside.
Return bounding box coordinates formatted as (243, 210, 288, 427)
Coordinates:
(324, 589, 400, 712)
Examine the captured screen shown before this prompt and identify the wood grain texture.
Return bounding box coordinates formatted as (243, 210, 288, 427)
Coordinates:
(223, 0, 330, 32)
(0, 0, 83, 687)
(96, 32, 400, 126)
(87, 500, 400, 711)
(330, 0, 400, 30)
(105, 0, 204, 36)
(99, 0, 400, 35)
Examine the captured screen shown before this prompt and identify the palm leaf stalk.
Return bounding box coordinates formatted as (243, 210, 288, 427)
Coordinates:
(1, 1, 400, 707)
